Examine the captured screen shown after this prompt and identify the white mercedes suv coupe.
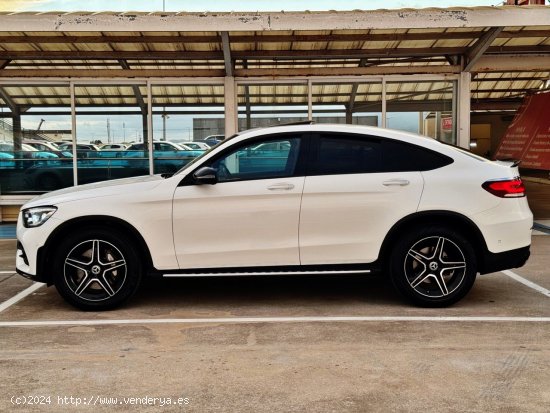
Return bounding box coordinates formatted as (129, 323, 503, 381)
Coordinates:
(16, 124, 533, 310)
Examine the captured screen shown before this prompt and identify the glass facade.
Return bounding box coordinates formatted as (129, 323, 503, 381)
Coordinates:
(0, 76, 459, 195)
(386, 80, 457, 143)
(73, 84, 150, 188)
(0, 84, 72, 194)
(152, 84, 225, 174)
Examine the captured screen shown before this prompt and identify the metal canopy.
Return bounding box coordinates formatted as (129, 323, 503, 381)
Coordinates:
(0, 7, 548, 111)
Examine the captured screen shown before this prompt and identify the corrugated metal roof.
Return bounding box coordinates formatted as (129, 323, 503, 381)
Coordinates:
(0, 8, 548, 110)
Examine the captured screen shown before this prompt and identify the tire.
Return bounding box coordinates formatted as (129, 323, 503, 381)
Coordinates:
(53, 227, 142, 311)
(389, 226, 477, 307)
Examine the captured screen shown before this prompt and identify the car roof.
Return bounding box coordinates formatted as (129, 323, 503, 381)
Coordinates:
(234, 123, 455, 155)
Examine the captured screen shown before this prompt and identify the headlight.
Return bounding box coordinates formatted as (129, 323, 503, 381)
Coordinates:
(22, 206, 57, 228)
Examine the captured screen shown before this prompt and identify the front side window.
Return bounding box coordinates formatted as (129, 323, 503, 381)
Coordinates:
(209, 137, 301, 182)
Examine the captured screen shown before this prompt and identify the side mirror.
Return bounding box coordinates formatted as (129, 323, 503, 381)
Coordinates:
(193, 166, 218, 185)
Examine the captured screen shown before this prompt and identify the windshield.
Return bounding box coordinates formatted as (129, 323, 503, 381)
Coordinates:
(173, 144, 218, 175)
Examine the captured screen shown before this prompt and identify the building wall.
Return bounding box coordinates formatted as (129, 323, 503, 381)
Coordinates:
(470, 113, 513, 158)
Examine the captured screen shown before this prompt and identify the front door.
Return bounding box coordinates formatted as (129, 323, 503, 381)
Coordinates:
(172, 134, 305, 269)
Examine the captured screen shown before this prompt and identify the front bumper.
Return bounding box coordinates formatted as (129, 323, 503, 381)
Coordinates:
(16, 240, 48, 282)
(16, 212, 60, 282)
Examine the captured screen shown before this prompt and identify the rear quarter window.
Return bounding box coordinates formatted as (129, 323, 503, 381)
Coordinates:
(382, 139, 454, 172)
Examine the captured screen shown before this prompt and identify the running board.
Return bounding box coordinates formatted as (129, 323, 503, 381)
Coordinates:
(163, 269, 371, 277)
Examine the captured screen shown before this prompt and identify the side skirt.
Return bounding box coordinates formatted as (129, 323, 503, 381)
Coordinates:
(158, 263, 381, 278)
(163, 269, 372, 277)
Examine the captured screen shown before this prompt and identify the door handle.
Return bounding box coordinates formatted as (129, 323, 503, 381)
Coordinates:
(383, 179, 410, 187)
(267, 183, 295, 190)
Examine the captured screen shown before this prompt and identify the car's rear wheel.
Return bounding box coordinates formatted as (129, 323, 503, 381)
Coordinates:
(389, 226, 477, 307)
(53, 228, 142, 310)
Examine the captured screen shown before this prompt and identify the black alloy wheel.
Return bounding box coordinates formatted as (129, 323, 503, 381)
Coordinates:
(389, 226, 477, 307)
(53, 227, 142, 310)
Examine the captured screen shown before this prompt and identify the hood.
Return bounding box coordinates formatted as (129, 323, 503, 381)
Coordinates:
(24, 175, 165, 208)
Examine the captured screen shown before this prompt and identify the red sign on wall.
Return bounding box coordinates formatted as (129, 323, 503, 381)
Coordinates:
(494, 91, 550, 171)
(441, 117, 453, 131)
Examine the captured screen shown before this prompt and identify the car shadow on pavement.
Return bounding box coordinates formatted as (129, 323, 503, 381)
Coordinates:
(132, 273, 399, 310)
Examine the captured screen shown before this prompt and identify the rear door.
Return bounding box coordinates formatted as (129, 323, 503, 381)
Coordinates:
(299, 133, 425, 265)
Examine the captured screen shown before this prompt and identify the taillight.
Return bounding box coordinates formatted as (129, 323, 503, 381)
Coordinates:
(482, 178, 525, 198)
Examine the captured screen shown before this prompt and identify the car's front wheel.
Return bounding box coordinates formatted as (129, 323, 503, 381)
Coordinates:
(53, 228, 142, 310)
(389, 226, 477, 307)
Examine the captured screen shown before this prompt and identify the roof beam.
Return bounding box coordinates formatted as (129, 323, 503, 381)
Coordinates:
(0, 87, 18, 112)
(445, 55, 460, 66)
(4, 87, 543, 102)
(474, 76, 550, 83)
(220, 32, 233, 77)
(2, 46, 548, 61)
(119, 59, 147, 113)
(0, 65, 459, 78)
(0, 30, 546, 44)
(9, 58, 446, 68)
(472, 54, 550, 72)
(0, 51, 224, 60)
(0, 47, 467, 60)
(0, 60, 10, 70)
(0, 99, 526, 113)
(0, 9, 549, 31)
(464, 27, 504, 72)
(352, 100, 455, 113)
(0, 32, 480, 44)
(234, 66, 460, 76)
(471, 99, 522, 111)
(0, 69, 226, 78)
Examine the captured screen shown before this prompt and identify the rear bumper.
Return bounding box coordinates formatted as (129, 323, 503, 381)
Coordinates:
(479, 245, 530, 275)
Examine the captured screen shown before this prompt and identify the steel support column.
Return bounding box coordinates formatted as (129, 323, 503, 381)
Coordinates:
(381, 78, 387, 128)
(147, 80, 153, 175)
(307, 79, 313, 121)
(457, 72, 471, 149)
(224, 76, 237, 137)
(11, 109, 21, 151)
(70, 82, 78, 186)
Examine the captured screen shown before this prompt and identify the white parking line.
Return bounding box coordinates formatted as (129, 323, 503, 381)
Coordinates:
(0, 316, 549, 328)
(0, 270, 15, 274)
(0, 282, 44, 313)
(502, 270, 550, 298)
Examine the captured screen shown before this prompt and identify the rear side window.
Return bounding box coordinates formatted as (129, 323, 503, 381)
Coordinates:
(383, 139, 454, 172)
(309, 133, 453, 176)
(309, 135, 382, 175)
